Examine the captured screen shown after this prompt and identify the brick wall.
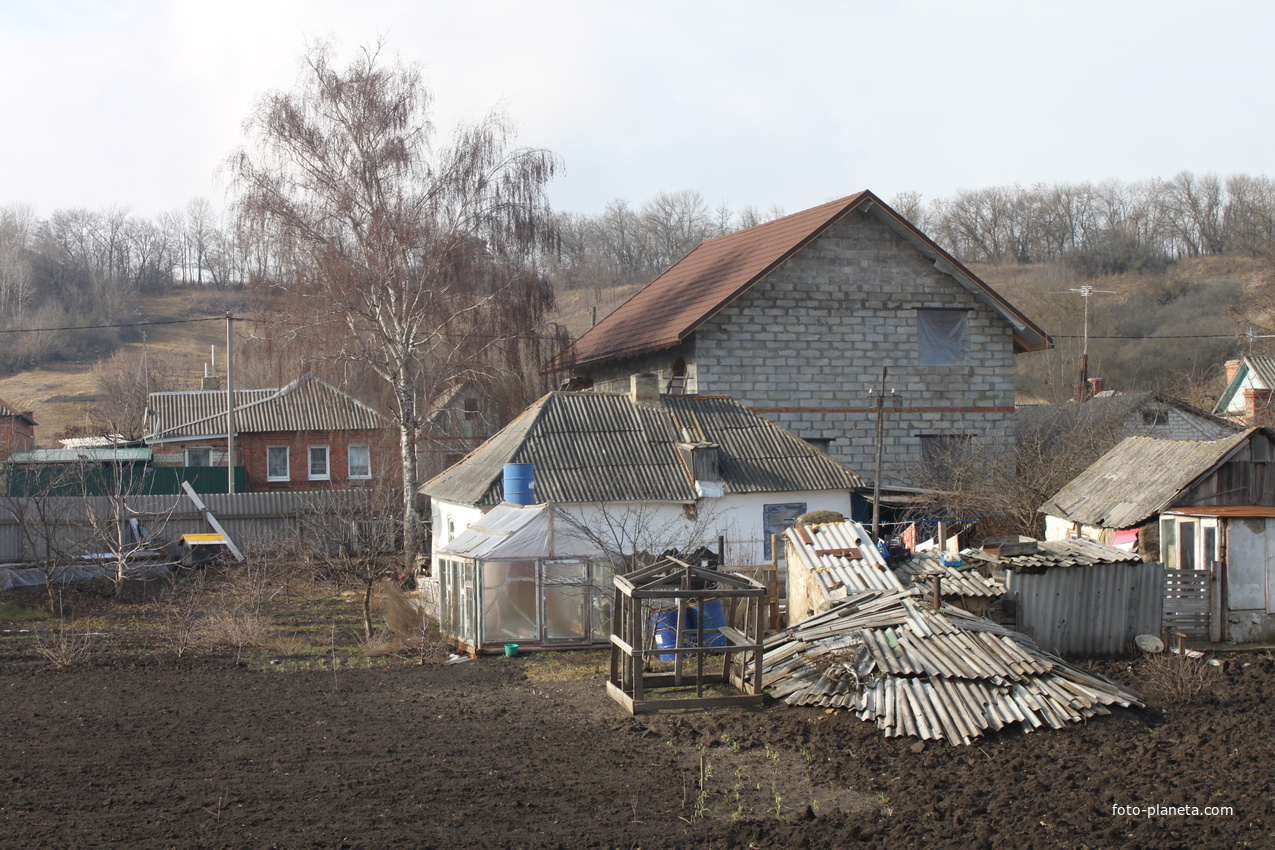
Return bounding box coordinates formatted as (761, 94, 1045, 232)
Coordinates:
(582, 210, 1019, 485)
(0, 415, 36, 462)
(152, 428, 398, 492)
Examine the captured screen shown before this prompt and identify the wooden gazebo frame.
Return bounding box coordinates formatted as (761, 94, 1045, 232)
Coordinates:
(607, 556, 768, 714)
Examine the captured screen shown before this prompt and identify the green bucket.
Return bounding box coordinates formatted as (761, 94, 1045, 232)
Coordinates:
(504, 643, 520, 658)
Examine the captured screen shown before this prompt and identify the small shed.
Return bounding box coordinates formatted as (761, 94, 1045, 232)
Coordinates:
(966, 538, 1162, 656)
(1040, 428, 1275, 642)
(434, 502, 615, 654)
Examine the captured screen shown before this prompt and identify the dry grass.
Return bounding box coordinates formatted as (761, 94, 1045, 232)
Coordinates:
(377, 581, 429, 639)
(195, 610, 270, 655)
(267, 634, 312, 657)
(523, 649, 610, 684)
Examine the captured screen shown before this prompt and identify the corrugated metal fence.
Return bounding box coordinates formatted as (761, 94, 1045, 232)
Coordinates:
(0, 491, 374, 562)
(1009, 561, 1165, 656)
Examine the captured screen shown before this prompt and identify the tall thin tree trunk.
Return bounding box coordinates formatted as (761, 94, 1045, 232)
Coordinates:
(397, 379, 419, 576)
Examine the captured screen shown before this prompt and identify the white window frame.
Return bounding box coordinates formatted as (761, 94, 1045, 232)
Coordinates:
(308, 445, 330, 481)
(266, 446, 290, 482)
(348, 444, 371, 479)
(185, 447, 212, 467)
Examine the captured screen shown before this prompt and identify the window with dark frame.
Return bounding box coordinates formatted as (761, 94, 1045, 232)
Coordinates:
(266, 446, 289, 481)
(463, 396, 480, 421)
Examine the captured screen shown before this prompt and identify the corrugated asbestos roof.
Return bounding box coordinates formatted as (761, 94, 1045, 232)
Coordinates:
(9, 448, 152, 464)
(966, 538, 1141, 574)
(555, 190, 1049, 369)
(784, 520, 1004, 599)
(761, 588, 1142, 745)
(1038, 430, 1254, 528)
(421, 392, 864, 507)
(0, 396, 36, 425)
(145, 374, 387, 441)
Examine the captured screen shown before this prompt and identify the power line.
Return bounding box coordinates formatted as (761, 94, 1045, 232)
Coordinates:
(0, 316, 238, 335)
(1051, 333, 1238, 340)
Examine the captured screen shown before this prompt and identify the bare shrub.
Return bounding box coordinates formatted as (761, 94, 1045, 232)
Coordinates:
(1141, 652, 1220, 704)
(34, 619, 97, 668)
(378, 581, 428, 639)
(164, 572, 207, 659)
(196, 610, 269, 660)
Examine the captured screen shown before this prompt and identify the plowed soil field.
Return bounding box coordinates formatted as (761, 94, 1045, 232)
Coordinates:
(1, 644, 1273, 848)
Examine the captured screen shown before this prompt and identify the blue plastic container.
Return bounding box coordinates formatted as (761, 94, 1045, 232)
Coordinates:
(503, 463, 535, 505)
(651, 608, 683, 662)
(696, 599, 728, 648)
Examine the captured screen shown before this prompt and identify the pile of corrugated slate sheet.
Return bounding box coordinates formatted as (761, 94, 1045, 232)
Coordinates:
(761, 587, 1142, 746)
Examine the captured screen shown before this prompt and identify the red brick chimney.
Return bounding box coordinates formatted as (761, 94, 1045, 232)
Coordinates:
(1087, 377, 1105, 397)
(1244, 387, 1275, 426)
(1225, 359, 1243, 385)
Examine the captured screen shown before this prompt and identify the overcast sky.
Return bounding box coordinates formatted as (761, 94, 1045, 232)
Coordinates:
(2, 0, 1272, 221)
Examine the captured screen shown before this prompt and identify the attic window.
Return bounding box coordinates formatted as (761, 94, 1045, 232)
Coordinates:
(1254, 435, 1272, 463)
(463, 397, 480, 421)
(677, 443, 721, 482)
(1142, 407, 1168, 427)
(917, 309, 969, 366)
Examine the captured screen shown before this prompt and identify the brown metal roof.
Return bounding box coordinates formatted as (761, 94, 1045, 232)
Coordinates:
(554, 190, 1050, 369)
(145, 374, 387, 441)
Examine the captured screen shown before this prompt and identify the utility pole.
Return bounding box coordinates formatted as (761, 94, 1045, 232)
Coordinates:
(226, 314, 236, 494)
(871, 366, 887, 542)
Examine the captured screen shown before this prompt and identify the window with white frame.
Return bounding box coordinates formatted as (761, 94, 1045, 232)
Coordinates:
(308, 446, 330, 480)
(348, 444, 371, 479)
(185, 447, 212, 467)
(266, 446, 290, 481)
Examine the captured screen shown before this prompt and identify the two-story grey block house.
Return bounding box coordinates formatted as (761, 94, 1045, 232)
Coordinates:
(554, 191, 1051, 486)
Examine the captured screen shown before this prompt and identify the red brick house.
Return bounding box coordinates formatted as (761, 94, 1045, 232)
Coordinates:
(143, 374, 395, 492)
(0, 397, 37, 462)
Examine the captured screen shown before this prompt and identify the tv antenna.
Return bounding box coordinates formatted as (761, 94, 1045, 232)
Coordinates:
(1053, 285, 1115, 400)
(1244, 328, 1275, 356)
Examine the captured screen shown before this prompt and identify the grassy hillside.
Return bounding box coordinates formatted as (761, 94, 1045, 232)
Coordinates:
(0, 288, 247, 445)
(2, 254, 1267, 445)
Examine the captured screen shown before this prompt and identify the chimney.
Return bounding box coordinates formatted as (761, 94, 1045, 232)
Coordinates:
(1226, 359, 1243, 385)
(1245, 388, 1275, 426)
(630, 373, 661, 407)
(1087, 377, 1105, 396)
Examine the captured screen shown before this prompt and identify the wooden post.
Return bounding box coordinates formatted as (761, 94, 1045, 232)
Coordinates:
(770, 533, 781, 632)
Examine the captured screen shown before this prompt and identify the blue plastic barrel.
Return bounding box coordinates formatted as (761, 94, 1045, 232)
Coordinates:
(503, 463, 535, 505)
(651, 608, 682, 662)
(696, 599, 728, 648)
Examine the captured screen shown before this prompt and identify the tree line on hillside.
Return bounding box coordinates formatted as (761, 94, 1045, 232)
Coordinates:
(892, 172, 1275, 271)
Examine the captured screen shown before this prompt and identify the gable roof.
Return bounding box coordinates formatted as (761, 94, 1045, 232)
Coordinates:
(1038, 429, 1256, 529)
(421, 391, 864, 507)
(0, 397, 36, 427)
(1018, 392, 1241, 440)
(555, 190, 1050, 369)
(145, 374, 388, 442)
(1214, 354, 1275, 414)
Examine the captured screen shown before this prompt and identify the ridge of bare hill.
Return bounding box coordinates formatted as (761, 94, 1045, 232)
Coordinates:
(0, 288, 252, 446)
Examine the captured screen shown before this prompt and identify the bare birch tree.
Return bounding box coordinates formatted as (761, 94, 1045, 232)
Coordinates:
(231, 42, 561, 570)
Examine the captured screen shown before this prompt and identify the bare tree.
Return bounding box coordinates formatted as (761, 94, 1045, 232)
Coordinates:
(231, 42, 561, 571)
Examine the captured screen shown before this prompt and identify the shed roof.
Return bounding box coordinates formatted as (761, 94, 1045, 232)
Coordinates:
(965, 538, 1141, 574)
(437, 502, 604, 560)
(1038, 429, 1256, 528)
(554, 190, 1050, 369)
(9, 448, 153, 464)
(422, 391, 864, 507)
(145, 374, 387, 442)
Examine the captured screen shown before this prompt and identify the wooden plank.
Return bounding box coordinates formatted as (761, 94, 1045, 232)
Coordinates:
(181, 482, 244, 562)
(629, 694, 766, 714)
